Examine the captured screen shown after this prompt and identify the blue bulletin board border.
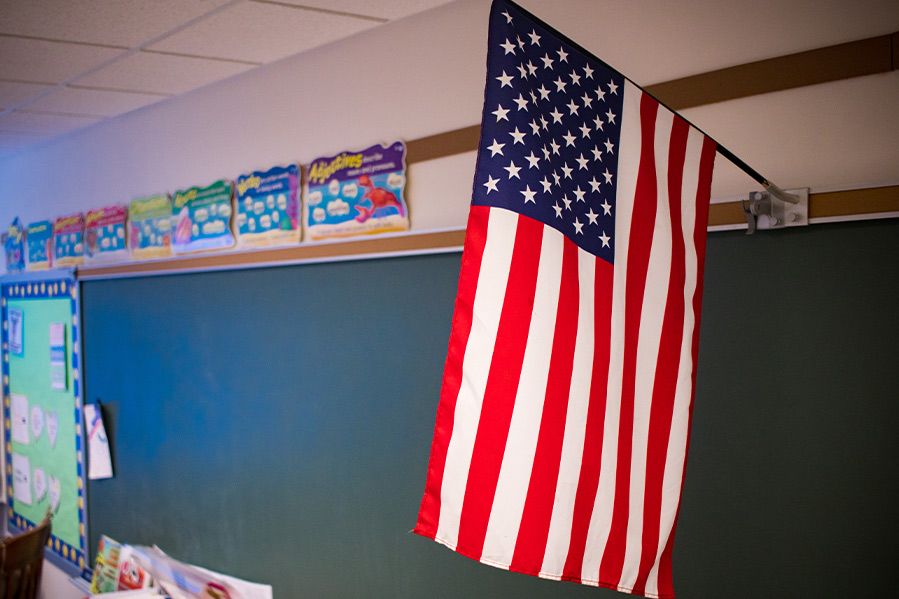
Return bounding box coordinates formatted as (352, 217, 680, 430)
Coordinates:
(1, 269, 88, 574)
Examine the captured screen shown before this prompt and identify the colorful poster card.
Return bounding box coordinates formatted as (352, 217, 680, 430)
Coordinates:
(305, 141, 409, 240)
(236, 164, 301, 247)
(90, 535, 123, 594)
(5, 218, 25, 273)
(9, 307, 23, 356)
(25, 221, 53, 270)
(172, 179, 235, 253)
(52, 213, 85, 266)
(130, 194, 173, 259)
(85, 205, 128, 261)
(49, 322, 66, 390)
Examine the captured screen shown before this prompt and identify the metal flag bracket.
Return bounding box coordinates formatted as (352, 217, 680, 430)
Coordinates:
(741, 186, 809, 234)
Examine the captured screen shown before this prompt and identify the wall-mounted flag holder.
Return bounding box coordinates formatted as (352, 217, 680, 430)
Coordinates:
(742, 187, 809, 234)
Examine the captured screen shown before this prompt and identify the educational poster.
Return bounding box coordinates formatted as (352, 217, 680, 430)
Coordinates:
(235, 164, 301, 247)
(172, 180, 235, 253)
(53, 214, 85, 266)
(2, 274, 88, 570)
(129, 194, 173, 259)
(25, 221, 53, 270)
(305, 141, 409, 240)
(85, 205, 128, 262)
(4, 218, 25, 273)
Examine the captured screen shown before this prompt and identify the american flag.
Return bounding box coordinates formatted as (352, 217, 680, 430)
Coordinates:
(415, 1, 716, 598)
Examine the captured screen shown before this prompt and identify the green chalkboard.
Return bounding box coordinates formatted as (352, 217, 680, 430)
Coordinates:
(83, 219, 898, 597)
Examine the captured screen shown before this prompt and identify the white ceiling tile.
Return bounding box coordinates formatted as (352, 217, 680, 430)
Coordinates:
(270, 0, 453, 20)
(0, 111, 103, 136)
(0, 37, 125, 84)
(0, 81, 55, 110)
(73, 51, 255, 95)
(0, 0, 232, 48)
(25, 87, 168, 117)
(147, 2, 376, 64)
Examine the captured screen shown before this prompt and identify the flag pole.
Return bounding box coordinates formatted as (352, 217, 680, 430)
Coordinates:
(503, 0, 800, 204)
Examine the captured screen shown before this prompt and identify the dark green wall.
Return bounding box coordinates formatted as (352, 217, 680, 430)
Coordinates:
(83, 218, 898, 598)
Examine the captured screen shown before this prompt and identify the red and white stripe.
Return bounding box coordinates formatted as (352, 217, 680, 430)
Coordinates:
(416, 81, 716, 599)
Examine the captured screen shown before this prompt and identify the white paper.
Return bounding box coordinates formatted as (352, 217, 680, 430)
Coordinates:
(85, 403, 114, 480)
(30, 404, 44, 440)
(12, 453, 32, 505)
(49, 321, 67, 390)
(49, 321, 65, 346)
(46, 409, 59, 448)
(33, 467, 47, 502)
(11, 393, 29, 444)
(48, 475, 61, 513)
(9, 307, 23, 355)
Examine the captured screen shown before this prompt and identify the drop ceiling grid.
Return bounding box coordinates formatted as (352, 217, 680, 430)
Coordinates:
(0, 0, 437, 154)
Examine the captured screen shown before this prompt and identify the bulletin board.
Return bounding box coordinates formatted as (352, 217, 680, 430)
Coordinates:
(1, 271, 87, 571)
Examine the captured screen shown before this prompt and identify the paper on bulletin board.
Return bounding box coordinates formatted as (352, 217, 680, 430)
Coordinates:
(53, 213, 86, 266)
(172, 180, 235, 254)
(84, 403, 113, 480)
(85, 205, 129, 262)
(9, 307, 23, 355)
(11, 393, 29, 444)
(12, 453, 33, 505)
(49, 322, 67, 390)
(235, 164, 301, 247)
(129, 194, 173, 259)
(304, 141, 409, 240)
(25, 220, 53, 270)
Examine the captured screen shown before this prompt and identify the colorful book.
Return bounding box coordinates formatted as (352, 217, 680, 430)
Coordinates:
(90, 535, 123, 594)
(236, 164, 301, 247)
(172, 180, 235, 253)
(305, 141, 409, 240)
(85, 205, 128, 262)
(129, 194, 173, 259)
(25, 220, 53, 270)
(53, 213, 85, 266)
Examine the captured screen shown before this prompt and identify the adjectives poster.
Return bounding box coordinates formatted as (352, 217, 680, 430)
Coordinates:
(172, 180, 235, 254)
(25, 221, 53, 271)
(85, 205, 128, 262)
(53, 214, 85, 267)
(305, 141, 409, 240)
(235, 164, 301, 247)
(5, 218, 25, 273)
(129, 194, 173, 259)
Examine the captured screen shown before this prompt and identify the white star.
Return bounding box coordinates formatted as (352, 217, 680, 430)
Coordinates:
(550, 139, 561, 155)
(541, 145, 550, 160)
(561, 162, 573, 179)
(513, 94, 528, 111)
(579, 123, 592, 139)
(538, 85, 550, 100)
(541, 53, 554, 69)
(501, 10, 512, 23)
(516, 36, 525, 50)
(528, 30, 541, 46)
(573, 218, 584, 234)
(608, 79, 619, 95)
(549, 107, 563, 123)
(554, 77, 567, 92)
(540, 176, 552, 193)
(501, 39, 516, 55)
(576, 154, 589, 170)
(562, 130, 576, 147)
(557, 47, 569, 62)
(525, 151, 540, 169)
(581, 93, 593, 109)
(487, 138, 505, 156)
(504, 160, 521, 179)
(601, 199, 612, 215)
(570, 70, 581, 86)
(573, 186, 586, 202)
(593, 115, 604, 131)
(521, 185, 537, 203)
(529, 119, 541, 135)
(562, 194, 572, 209)
(540, 115, 548, 130)
(589, 177, 601, 192)
(595, 86, 606, 102)
(599, 230, 611, 247)
(552, 170, 561, 186)
(553, 202, 563, 218)
(603, 168, 613, 184)
(517, 63, 528, 79)
(529, 90, 538, 105)
(483, 175, 499, 194)
(527, 61, 538, 76)
(509, 127, 526, 145)
(591, 145, 603, 161)
(584, 64, 594, 79)
(492, 104, 509, 122)
(586, 208, 599, 224)
(606, 108, 617, 125)
(604, 138, 615, 154)
(496, 70, 513, 88)
(567, 99, 580, 115)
